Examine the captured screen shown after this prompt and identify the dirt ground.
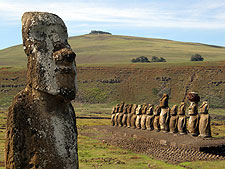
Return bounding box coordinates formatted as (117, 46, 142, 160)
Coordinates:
(80, 125, 225, 164)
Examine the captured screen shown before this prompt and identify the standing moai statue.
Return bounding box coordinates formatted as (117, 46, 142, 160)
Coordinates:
(177, 102, 187, 135)
(130, 104, 138, 128)
(141, 104, 148, 130)
(135, 105, 142, 129)
(153, 105, 161, 132)
(187, 92, 200, 136)
(122, 104, 129, 127)
(169, 105, 178, 133)
(199, 101, 211, 138)
(115, 102, 124, 127)
(118, 103, 127, 127)
(159, 94, 170, 132)
(111, 104, 119, 126)
(146, 104, 154, 131)
(126, 104, 133, 128)
(5, 12, 79, 169)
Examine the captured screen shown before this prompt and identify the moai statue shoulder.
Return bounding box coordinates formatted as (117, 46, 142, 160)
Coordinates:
(159, 94, 170, 132)
(177, 102, 187, 134)
(187, 92, 200, 136)
(5, 12, 78, 169)
(199, 101, 211, 137)
(135, 105, 142, 129)
(153, 105, 161, 132)
(146, 104, 154, 131)
(169, 105, 178, 133)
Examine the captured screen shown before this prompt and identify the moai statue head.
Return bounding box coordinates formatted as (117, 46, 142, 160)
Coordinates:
(187, 92, 200, 115)
(136, 105, 142, 115)
(22, 12, 77, 101)
(153, 105, 161, 116)
(131, 104, 137, 114)
(159, 94, 169, 108)
(200, 101, 209, 114)
(128, 104, 133, 113)
(146, 104, 154, 115)
(178, 102, 186, 115)
(170, 105, 178, 116)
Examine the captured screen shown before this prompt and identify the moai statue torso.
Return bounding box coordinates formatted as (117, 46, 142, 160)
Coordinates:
(111, 104, 119, 126)
(199, 101, 211, 138)
(153, 105, 161, 132)
(159, 94, 170, 132)
(135, 105, 142, 129)
(146, 104, 154, 131)
(187, 92, 200, 136)
(169, 105, 178, 133)
(177, 102, 187, 134)
(141, 104, 148, 130)
(126, 104, 133, 128)
(122, 104, 129, 127)
(130, 104, 138, 128)
(5, 12, 78, 169)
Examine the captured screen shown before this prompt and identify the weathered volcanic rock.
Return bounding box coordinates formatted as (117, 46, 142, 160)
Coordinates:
(5, 12, 79, 169)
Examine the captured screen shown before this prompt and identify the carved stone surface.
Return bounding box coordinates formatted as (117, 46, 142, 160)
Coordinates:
(130, 104, 137, 128)
(118, 101, 125, 113)
(5, 12, 78, 169)
(122, 104, 129, 127)
(153, 105, 161, 132)
(169, 105, 178, 133)
(111, 106, 116, 126)
(177, 102, 187, 134)
(159, 108, 170, 132)
(135, 105, 142, 129)
(199, 101, 211, 137)
(159, 94, 169, 108)
(146, 104, 154, 130)
(126, 104, 133, 128)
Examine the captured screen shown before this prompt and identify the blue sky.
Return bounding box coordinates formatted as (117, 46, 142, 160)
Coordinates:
(1, 0, 225, 49)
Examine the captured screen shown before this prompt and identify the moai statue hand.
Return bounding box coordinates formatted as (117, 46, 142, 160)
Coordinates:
(146, 104, 154, 131)
(153, 105, 161, 132)
(135, 105, 142, 129)
(169, 105, 178, 133)
(199, 101, 211, 137)
(130, 104, 138, 129)
(5, 12, 78, 169)
(126, 104, 133, 128)
(122, 104, 129, 127)
(177, 102, 187, 134)
(159, 94, 170, 132)
(187, 92, 200, 136)
(141, 104, 148, 130)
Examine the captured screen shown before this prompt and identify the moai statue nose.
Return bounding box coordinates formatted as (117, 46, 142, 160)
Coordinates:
(53, 48, 76, 63)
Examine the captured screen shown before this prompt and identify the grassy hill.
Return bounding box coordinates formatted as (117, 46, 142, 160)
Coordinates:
(0, 34, 225, 67)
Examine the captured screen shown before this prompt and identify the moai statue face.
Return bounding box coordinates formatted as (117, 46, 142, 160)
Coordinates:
(146, 104, 154, 115)
(22, 12, 77, 100)
(154, 105, 161, 116)
(178, 102, 186, 115)
(159, 94, 169, 108)
(200, 101, 209, 114)
(171, 105, 178, 116)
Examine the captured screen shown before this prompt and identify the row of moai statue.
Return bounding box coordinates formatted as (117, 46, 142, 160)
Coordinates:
(111, 92, 211, 138)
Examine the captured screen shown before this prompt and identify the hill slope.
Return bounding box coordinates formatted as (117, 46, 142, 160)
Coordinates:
(0, 34, 225, 67)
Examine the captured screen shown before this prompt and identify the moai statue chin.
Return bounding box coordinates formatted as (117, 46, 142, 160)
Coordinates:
(159, 94, 170, 132)
(130, 104, 138, 129)
(169, 105, 178, 133)
(5, 12, 78, 169)
(187, 92, 200, 136)
(153, 105, 161, 132)
(146, 104, 154, 131)
(177, 102, 187, 135)
(135, 105, 142, 129)
(141, 104, 148, 130)
(199, 101, 211, 138)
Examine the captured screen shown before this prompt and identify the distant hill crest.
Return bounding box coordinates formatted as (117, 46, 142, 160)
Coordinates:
(89, 30, 112, 35)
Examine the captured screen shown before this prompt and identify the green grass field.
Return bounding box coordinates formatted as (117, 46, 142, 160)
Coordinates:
(0, 34, 225, 67)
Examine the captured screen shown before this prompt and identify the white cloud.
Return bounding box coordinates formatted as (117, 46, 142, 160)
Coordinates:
(1, 0, 225, 29)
